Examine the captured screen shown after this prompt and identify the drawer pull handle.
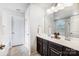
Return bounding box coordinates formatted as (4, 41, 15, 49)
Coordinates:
(50, 48, 60, 55)
(50, 47, 62, 54)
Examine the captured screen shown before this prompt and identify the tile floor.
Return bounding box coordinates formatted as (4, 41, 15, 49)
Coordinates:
(7, 45, 40, 56)
(7, 45, 27, 56)
(31, 51, 41, 56)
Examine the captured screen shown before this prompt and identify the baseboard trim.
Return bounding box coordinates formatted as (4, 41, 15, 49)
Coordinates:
(12, 44, 24, 47)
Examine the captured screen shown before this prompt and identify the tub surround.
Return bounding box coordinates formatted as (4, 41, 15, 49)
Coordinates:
(37, 33, 79, 51)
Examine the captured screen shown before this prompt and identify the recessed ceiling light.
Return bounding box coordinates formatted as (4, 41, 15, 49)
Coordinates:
(47, 9, 54, 14)
(54, 9, 58, 12)
(57, 4, 65, 10)
(51, 7, 55, 10)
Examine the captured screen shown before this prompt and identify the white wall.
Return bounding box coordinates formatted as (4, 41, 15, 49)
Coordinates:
(25, 6, 31, 55)
(0, 9, 13, 55)
(25, 4, 47, 54)
(30, 4, 45, 53)
(0, 12, 2, 42)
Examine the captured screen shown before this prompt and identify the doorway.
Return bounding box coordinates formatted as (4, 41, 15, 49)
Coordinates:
(11, 16, 25, 46)
(9, 15, 26, 56)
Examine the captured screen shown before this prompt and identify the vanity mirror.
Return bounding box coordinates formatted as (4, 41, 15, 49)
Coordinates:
(44, 4, 74, 41)
(54, 17, 70, 40)
(44, 3, 79, 41)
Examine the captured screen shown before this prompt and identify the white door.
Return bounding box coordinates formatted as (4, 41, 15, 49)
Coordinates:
(11, 16, 25, 46)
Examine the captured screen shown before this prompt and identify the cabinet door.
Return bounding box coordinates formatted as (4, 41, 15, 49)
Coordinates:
(37, 37, 43, 55)
(69, 49, 77, 56)
(62, 46, 78, 56)
(42, 39, 48, 56)
(76, 51, 79, 56)
(48, 41, 62, 52)
(62, 46, 70, 56)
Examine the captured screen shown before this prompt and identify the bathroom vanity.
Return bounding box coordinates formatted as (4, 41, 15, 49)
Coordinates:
(37, 34, 79, 56)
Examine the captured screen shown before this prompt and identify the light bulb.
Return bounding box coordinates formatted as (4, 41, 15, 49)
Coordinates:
(51, 7, 55, 10)
(46, 9, 53, 14)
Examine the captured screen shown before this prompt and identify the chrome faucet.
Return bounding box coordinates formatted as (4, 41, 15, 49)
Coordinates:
(54, 32, 60, 39)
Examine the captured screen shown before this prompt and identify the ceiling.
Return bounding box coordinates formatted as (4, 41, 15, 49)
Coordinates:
(0, 3, 30, 13)
(31, 3, 56, 9)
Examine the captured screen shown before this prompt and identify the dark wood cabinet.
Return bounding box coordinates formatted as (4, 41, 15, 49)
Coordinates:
(48, 41, 62, 56)
(69, 49, 77, 56)
(62, 46, 71, 56)
(62, 46, 77, 56)
(37, 37, 79, 56)
(42, 39, 48, 56)
(37, 37, 43, 55)
(48, 47, 62, 56)
(48, 41, 63, 52)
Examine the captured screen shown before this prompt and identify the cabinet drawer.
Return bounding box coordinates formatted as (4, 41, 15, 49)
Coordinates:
(48, 41, 63, 52)
(48, 47, 62, 56)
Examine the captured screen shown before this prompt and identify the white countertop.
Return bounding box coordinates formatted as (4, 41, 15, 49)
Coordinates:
(37, 33, 79, 51)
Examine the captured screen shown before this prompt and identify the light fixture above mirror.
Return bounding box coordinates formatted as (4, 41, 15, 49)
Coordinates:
(46, 3, 73, 14)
